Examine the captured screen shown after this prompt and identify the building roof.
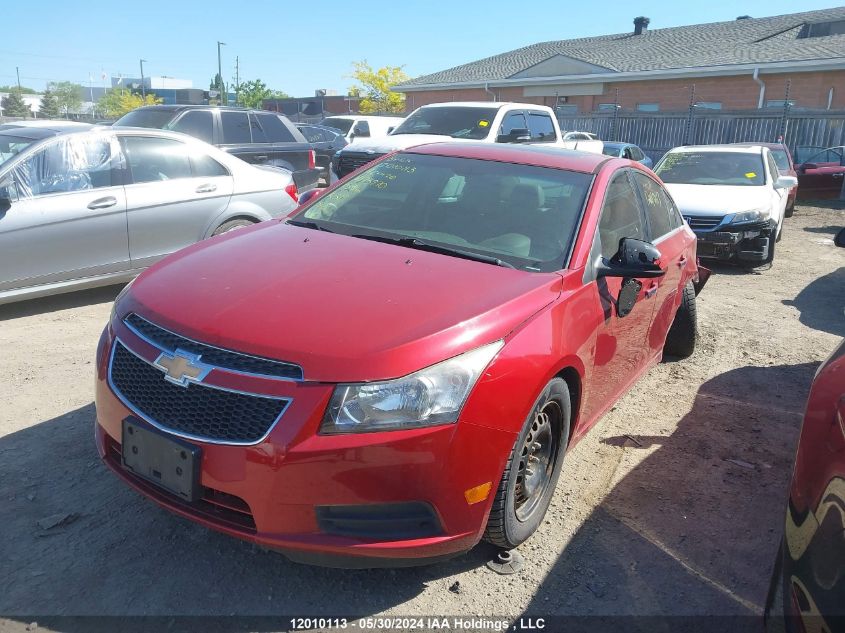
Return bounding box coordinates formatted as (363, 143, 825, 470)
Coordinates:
(396, 8, 845, 90)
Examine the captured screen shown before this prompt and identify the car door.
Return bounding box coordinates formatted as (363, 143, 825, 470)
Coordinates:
(119, 134, 234, 269)
(0, 131, 128, 292)
(798, 147, 845, 199)
(631, 170, 692, 357)
(584, 169, 658, 416)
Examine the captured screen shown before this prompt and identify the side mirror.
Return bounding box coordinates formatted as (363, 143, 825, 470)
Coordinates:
(834, 228, 845, 248)
(298, 189, 322, 205)
(775, 175, 798, 189)
(497, 128, 532, 143)
(0, 177, 17, 213)
(597, 238, 666, 279)
(352, 125, 370, 138)
(387, 126, 395, 134)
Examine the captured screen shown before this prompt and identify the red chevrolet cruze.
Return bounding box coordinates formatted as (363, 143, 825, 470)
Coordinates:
(95, 142, 705, 566)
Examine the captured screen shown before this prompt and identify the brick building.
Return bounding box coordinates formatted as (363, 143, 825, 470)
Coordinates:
(394, 8, 845, 113)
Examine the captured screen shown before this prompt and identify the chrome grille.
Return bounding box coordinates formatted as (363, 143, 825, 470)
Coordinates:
(109, 342, 290, 444)
(684, 215, 725, 231)
(124, 314, 302, 381)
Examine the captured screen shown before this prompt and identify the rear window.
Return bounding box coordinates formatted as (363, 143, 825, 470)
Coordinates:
(655, 151, 765, 186)
(115, 109, 177, 129)
(320, 117, 354, 134)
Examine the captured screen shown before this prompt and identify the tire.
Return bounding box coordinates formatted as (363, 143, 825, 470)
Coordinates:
(664, 280, 697, 358)
(484, 378, 571, 549)
(212, 219, 254, 236)
(784, 203, 794, 219)
(776, 217, 784, 243)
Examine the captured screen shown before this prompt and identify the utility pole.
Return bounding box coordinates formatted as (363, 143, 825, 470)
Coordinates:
(139, 59, 147, 99)
(217, 41, 226, 105)
(15, 66, 21, 92)
(685, 83, 697, 145)
(233, 56, 240, 105)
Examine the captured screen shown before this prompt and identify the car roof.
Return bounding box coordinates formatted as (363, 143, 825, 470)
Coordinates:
(405, 142, 607, 173)
(417, 102, 546, 110)
(132, 104, 260, 113)
(0, 123, 93, 140)
(601, 141, 632, 148)
(731, 142, 787, 150)
(669, 144, 765, 154)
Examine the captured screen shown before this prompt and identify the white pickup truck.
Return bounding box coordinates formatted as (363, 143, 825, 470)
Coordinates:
(333, 101, 603, 178)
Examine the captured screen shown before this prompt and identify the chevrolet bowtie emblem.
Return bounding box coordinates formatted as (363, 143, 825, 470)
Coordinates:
(154, 349, 211, 387)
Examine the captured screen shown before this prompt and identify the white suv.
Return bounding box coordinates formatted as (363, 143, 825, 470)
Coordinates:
(654, 145, 797, 266)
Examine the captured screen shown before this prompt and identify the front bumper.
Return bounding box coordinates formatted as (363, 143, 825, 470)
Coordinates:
(94, 323, 516, 567)
(693, 218, 776, 262)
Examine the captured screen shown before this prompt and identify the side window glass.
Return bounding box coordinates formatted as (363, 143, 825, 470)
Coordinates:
(190, 151, 228, 178)
(257, 114, 295, 142)
(249, 113, 268, 143)
(170, 111, 214, 144)
(499, 112, 527, 137)
(766, 153, 780, 182)
(633, 172, 675, 240)
(631, 147, 645, 161)
(12, 134, 113, 197)
(598, 172, 645, 259)
(527, 112, 555, 142)
(220, 112, 251, 144)
(122, 136, 193, 184)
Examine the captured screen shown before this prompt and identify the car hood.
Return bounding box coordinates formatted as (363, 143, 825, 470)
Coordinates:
(343, 134, 483, 154)
(120, 222, 562, 383)
(665, 184, 771, 217)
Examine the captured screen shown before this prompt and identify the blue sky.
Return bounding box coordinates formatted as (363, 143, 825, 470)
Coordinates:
(1, 0, 841, 96)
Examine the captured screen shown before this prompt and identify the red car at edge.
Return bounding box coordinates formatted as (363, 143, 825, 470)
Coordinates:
(95, 142, 705, 567)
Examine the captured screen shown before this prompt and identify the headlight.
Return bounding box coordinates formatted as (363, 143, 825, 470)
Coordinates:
(320, 341, 504, 434)
(730, 209, 766, 224)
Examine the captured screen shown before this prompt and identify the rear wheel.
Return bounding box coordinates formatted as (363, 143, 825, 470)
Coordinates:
(213, 219, 255, 236)
(484, 378, 570, 549)
(664, 280, 697, 358)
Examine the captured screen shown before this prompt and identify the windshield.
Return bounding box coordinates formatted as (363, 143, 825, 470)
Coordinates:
(770, 149, 791, 171)
(602, 146, 623, 157)
(655, 151, 765, 186)
(115, 109, 177, 129)
(390, 107, 498, 140)
(0, 134, 38, 166)
(320, 117, 354, 134)
(291, 152, 592, 272)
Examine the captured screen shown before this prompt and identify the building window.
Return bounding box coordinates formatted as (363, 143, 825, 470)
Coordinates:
(555, 104, 579, 115)
(695, 102, 722, 110)
(636, 103, 659, 112)
(597, 103, 620, 112)
(765, 100, 796, 109)
(801, 20, 845, 38)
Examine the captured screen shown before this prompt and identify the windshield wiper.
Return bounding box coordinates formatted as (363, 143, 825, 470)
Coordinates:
(286, 219, 335, 233)
(350, 234, 516, 269)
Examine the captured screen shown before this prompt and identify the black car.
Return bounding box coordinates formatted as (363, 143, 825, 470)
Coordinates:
(295, 123, 348, 185)
(115, 105, 319, 191)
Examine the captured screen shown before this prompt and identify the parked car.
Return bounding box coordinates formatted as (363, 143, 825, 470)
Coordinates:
(0, 120, 93, 131)
(654, 145, 796, 266)
(333, 102, 604, 178)
(795, 146, 845, 200)
(733, 142, 798, 216)
(765, 276, 845, 632)
(95, 141, 705, 567)
(295, 123, 348, 184)
(0, 127, 299, 304)
(319, 115, 404, 143)
(0, 123, 90, 167)
(115, 105, 319, 192)
(601, 141, 653, 168)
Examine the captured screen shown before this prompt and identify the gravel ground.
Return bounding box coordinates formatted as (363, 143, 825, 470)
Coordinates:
(0, 203, 843, 632)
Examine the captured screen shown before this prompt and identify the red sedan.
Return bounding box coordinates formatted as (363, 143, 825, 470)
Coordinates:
(95, 142, 705, 566)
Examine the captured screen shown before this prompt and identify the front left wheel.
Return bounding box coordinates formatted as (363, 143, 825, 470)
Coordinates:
(484, 378, 571, 549)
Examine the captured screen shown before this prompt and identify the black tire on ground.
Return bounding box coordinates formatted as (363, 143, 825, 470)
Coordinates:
(776, 218, 784, 243)
(664, 280, 697, 358)
(484, 378, 571, 549)
(212, 219, 255, 236)
(784, 200, 794, 218)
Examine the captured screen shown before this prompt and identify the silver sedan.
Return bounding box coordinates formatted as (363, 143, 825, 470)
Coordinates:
(0, 126, 299, 304)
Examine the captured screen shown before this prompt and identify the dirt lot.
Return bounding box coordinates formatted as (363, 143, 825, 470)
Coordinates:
(0, 203, 843, 631)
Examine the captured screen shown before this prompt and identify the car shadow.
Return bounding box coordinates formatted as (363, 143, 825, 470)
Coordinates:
(0, 284, 125, 322)
(0, 403, 495, 629)
(782, 267, 845, 337)
(801, 225, 843, 236)
(516, 362, 816, 624)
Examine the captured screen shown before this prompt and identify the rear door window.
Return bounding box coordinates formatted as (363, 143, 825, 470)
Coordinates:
(249, 113, 268, 143)
(121, 136, 193, 184)
(220, 111, 251, 144)
(170, 111, 214, 144)
(632, 172, 677, 240)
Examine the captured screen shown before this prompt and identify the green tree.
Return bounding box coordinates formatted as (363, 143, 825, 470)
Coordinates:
(269, 89, 290, 100)
(98, 89, 161, 119)
(39, 90, 61, 119)
(235, 79, 277, 109)
(348, 61, 408, 114)
(47, 81, 83, 115)
(0, 85, 36, 94)
(1, 91, 31, 118)
(209, 74, 227, 105)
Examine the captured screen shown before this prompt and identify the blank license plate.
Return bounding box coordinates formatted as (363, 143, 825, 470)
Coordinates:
(122, 418, 201, 502)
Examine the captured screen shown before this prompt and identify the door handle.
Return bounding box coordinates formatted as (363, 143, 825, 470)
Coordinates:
(196, 184, 218, 193)
(87, 196, 117, 210)
(678, 256, 688, 268)
(644, 283, 659, 299)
